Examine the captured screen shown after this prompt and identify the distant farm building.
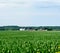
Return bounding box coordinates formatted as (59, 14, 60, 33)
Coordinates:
(19, 28, 25, 31)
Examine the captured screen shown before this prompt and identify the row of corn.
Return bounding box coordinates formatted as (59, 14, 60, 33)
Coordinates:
(0, 40, 60, 53)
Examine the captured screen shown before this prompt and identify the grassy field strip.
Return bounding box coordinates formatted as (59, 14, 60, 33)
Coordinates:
(0, 31, 60, 53)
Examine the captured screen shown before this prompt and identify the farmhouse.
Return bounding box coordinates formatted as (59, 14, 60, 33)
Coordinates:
(19, 28, 25, 31)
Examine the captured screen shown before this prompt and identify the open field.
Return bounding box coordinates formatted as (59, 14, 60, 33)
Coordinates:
(0, 31, 60, 53)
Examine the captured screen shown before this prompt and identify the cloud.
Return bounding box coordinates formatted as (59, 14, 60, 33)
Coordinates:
(0, 0, 60, 26)
(0, 0, 60, 18)
(0, 0, 60, 8)
(0, 3, 31, 8)
(34, 0, 60, 3)
(0, 0, 33, 8)
(0, 3, 7, 8)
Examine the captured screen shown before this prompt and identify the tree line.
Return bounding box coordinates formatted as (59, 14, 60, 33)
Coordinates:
(0, 26, 60, 31)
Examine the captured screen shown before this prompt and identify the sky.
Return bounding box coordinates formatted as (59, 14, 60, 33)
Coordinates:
(0, 0, 60, 26)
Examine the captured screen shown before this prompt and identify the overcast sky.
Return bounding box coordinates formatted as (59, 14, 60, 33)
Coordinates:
(0, 0, 60, 26)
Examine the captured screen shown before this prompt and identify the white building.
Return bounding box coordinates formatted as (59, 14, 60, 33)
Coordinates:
(19, 28, 25, 31)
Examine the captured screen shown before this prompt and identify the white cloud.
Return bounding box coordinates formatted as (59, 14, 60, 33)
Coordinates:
(0, 0, 60, 26)
(0, 3, 32, 8)
(0, 0, 59, 17)
(0, 0, 33, 8)
(34, 0, 60, 2)
(0, 0, 60, 8)
(49, 0, 60, 3)
(0, 3, 7, 8)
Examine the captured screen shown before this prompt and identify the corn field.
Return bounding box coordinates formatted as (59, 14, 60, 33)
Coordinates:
(0, 31, 60, 53)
